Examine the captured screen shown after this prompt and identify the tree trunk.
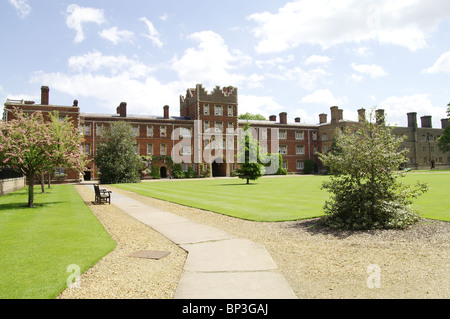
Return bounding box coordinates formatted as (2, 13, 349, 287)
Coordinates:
(47, 172, 51, 189)
(246, 178, 249, 184)
(27, 173, 35, 207)
(40, 172, 45, 193)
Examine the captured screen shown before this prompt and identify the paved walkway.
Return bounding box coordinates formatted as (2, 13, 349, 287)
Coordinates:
(86, 184, 297, 299)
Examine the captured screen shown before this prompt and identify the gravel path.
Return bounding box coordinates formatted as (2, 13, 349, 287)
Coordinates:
(58, 184, 449, 299)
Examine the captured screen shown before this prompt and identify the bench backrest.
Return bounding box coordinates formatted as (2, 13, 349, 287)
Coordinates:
(94, 184, 100, 196)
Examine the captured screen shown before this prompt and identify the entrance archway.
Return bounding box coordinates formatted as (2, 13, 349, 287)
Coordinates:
(84, 170, 91, 181)
(212, 161, 227, 177)
(160, 166, 167, 178)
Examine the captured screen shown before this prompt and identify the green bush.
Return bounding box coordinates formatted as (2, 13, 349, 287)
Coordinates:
(303, 159, 315, 174)
(172, 164, 185, 179)
(319, 111, 428, 230)
(151, 165, 160, 179)
(184, 166, 197, 178)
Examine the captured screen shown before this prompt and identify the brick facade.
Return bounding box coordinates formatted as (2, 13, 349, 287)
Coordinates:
(3, 85, 450, 181)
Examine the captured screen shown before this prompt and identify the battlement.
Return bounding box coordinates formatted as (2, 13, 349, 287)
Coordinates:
(180, 84, 237, 106)
(180, 84, 238, 118)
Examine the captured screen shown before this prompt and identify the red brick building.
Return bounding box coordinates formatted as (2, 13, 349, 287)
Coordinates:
(5, 85, 447, 181)
(3, 85, 321, 181)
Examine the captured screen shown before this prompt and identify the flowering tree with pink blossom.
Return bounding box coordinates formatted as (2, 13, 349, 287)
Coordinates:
(0, 108, 86, 207)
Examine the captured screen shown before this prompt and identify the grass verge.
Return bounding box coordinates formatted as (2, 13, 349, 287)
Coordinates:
(0, 185, 116, 299)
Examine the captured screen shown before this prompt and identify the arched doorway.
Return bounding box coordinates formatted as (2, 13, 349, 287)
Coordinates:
(84, 169, 91, 181)
(160, 166, 167, 178)
(212, 161, 227, 177)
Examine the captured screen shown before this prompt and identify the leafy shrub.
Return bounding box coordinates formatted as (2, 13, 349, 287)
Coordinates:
(184, 166, 197, 178)
(172, 164, 185, 179)
(319, 111, 428, 230)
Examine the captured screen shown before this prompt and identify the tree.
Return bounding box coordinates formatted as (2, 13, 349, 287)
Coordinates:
(318, 111, 428, 230)
(235, 123, 264, 184)
(95, 121, 142, 184)
(437, 103, 450, 152)
(0, 108, 85, 207)
(39, 111, 87, 192)
(238, 113, 267, 121)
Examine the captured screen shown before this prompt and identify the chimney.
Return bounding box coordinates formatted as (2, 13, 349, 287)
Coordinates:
(163, 105, 169, 119)
(376, 109, 385, 125)
(330, 106, 339, 123)
(73, 99, 78, 107)
(420, 115, 432, 128)
(319, 113, 327, 124)
(41, 86, 49, 105)
(407, 112, 417, 129)
(279, 112, 287, 124)
(338, 109, 343, 121)
(269, 115, 276, 122)
(295, 117, 301, 123)
(116, 102, 127, 117)
(357, 108, 366, 122)
(442, 118, 449, 129)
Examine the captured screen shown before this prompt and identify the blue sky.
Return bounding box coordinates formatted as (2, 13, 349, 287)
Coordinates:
(2, 0, 450, 127)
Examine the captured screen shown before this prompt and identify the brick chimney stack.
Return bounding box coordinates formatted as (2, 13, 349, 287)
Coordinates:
(41, 86, 49, 105)
(279, 112, 287, 124)
(295, 117, 301, 123)
(376, 109, 385, 125)
(116, 102, 127, 117)
(330, 106, 339, 123)
(269, 115, 276, 122)
(358, 108, 366, 122)
(319, 113, 327, 124)
(338, 109, 343, 121)
(163, 105, 169, 119)
(421, 115, 432, 128)
(407, 112, 417, 129)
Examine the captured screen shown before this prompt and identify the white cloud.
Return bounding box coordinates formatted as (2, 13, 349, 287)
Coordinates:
(378, 94, 447, 127)
(351, 63, 388, 79)
(239, 95, 284, 118)
(30, 51, 183, 115)
(255, 55, 295, 69)
(304, 55, 332, 65)
(68, 51, 153, 78)
(170, 31, 249, 88)
(423, 51, 450, 74)
(248, 0, 450, 53)
(99, 27, 135, 45)
(270, 66, 331, 91)
(8, 0, 31, 19)
(354, 46, 373, 56)
(160, 13, 168, 21)
(300, 89, 348, 107)
(66, 4, 106, 43)
(139, 17, 163, 48)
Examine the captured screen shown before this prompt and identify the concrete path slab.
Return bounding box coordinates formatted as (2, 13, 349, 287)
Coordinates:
(174, 271, 297, 299)
(83, 184, 297, 299)
(181, 238, 278, 272)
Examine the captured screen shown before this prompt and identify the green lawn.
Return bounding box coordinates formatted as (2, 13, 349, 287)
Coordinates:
(115, 176, 329, 222)
(404, 172, 450, 221)
(114, 172, 449, 222)
(0, 185, 116, 299)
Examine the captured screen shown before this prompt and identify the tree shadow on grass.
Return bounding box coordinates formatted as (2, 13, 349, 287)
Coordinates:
(0, 201, 67, 212)
(214, 183, 258, 186)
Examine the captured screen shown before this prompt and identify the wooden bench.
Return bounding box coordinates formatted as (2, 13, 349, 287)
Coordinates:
(94, 184, 112, 204)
